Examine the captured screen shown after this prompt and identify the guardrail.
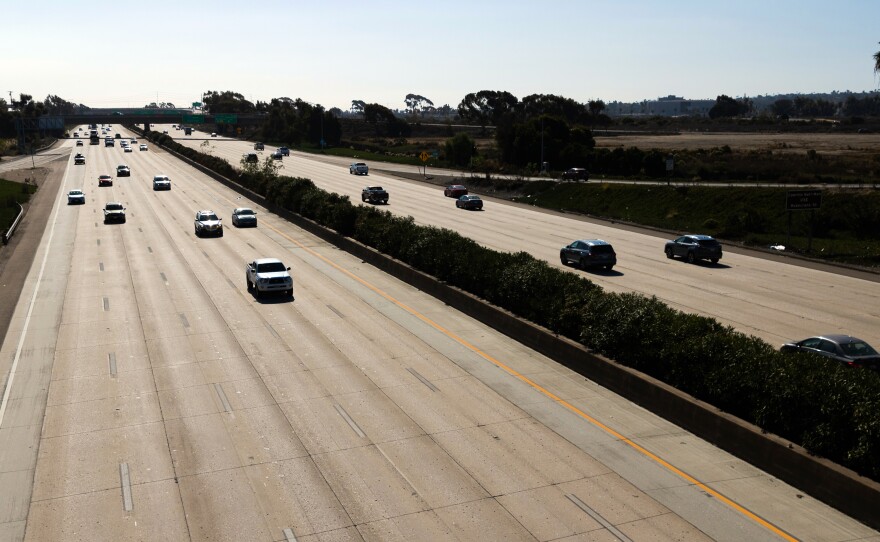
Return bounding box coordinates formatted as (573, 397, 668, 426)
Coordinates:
(2, 202, 24, 245)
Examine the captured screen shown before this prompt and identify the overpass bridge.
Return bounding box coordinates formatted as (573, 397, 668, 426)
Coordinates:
(14, 111, 265, 147)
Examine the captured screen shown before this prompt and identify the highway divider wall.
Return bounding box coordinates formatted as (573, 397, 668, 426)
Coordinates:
(138, 128, 880, 530)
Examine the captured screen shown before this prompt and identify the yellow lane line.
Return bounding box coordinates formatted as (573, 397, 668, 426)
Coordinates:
(259, 211, 797, 541)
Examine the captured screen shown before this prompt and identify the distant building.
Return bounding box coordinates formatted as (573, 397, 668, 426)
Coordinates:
(606, 95, 715, 117)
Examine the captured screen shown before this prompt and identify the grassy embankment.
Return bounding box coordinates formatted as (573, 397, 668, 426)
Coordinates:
(0, 177, 37, 234)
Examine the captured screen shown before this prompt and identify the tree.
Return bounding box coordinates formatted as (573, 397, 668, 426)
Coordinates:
(708, 95, 751, 118)
(404, 94, 434, 115)
(587, 100, 606, 116)
(350, 100, 366, 115)
(203, 91, 256, 114)
(771, 99, 794, 118)
(44, 95, 81, 115)
(519, 94, 588, 124)
(444, 133, 476, 167)
(457, 90, 518, 130)
(362, 103, 410, 136)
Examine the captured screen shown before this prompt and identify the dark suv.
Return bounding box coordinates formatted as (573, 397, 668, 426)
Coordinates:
(561, 168, 589, 181)
(665, 234, 722, 264)
(361, 186, 389, 204)
(560, 239, 616, 271)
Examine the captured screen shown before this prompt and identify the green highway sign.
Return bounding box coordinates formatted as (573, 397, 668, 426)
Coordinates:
(182, 114, 205, 124)
(214, 114, 238, 124)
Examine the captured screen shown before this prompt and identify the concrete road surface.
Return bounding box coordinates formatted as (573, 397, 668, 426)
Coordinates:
(0, 125, 876, 541)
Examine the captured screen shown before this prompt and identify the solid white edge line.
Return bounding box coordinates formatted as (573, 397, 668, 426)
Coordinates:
(0, 152, 69, 427)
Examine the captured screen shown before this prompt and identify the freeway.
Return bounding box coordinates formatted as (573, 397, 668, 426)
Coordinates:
(0, 125, 876, 541)
(168, 126, 880, 348)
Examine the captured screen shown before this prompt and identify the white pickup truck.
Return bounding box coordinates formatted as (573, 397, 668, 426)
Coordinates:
(246, 258, 293, 298)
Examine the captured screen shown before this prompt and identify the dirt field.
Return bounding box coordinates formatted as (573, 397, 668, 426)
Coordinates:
(409, 131, 880, 157)
(0, 166, 52, 185)
(594, 131, 880, 156)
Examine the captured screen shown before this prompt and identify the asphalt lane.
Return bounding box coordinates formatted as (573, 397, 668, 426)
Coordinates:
(169, 127, 880, 348)
(0, 126, 876, 541)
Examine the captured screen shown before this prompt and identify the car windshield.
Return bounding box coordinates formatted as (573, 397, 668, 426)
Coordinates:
(69, 190, 82, 195)
(201, 214, 218, 221)
(257, 262, 286, 273)
(839, 341, 878, 357)
(106, 204, 122, 210)
(236, 209, 254, 216)
(368, 187, 383, 191)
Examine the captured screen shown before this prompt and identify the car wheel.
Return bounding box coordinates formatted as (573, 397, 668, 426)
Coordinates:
(605, 265, 614, 271)
(246, 278, 252, 290)
(218, 230, 223, 237)
(686, 252, 696, 264)
(579, 258, 590, 271)
(665, 247, 674, 259)
(255, 288, 262, 299)
(711, 258, 719, 264)
(195, 229, 200, 237)
(288, 289, 294, 297)
(560, 254, 567, 265)
(382, 199, 388, 204)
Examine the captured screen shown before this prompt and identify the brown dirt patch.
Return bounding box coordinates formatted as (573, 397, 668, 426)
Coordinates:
(593, 131, 880, 156)
(0, 167, 53, 185)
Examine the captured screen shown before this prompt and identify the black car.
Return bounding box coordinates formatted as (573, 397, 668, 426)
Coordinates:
(361, 186, 389, 204)
(456, 195, 483, 210)
(781, 335, 880, 371)
(665, 234, 722, 264)
(278, 147, 290, 156)
(560, 168, 589, 181)
(560, 239, 616, 271)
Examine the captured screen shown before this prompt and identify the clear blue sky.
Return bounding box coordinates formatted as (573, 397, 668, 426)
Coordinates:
(4, 0, 878, 111)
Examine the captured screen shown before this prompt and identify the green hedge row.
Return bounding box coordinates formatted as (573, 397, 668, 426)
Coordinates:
(144, 130, 880, 481)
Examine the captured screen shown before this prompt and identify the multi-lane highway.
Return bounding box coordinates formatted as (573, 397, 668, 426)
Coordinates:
(171, 127, 880, 347)
(0, 126, 876, 541)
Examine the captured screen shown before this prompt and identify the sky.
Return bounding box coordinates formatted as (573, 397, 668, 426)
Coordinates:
(3, 0, 879, 111)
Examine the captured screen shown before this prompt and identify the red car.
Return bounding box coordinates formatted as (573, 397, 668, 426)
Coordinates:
(98, 175, 113, 187)
(444, 184, 468, 198)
